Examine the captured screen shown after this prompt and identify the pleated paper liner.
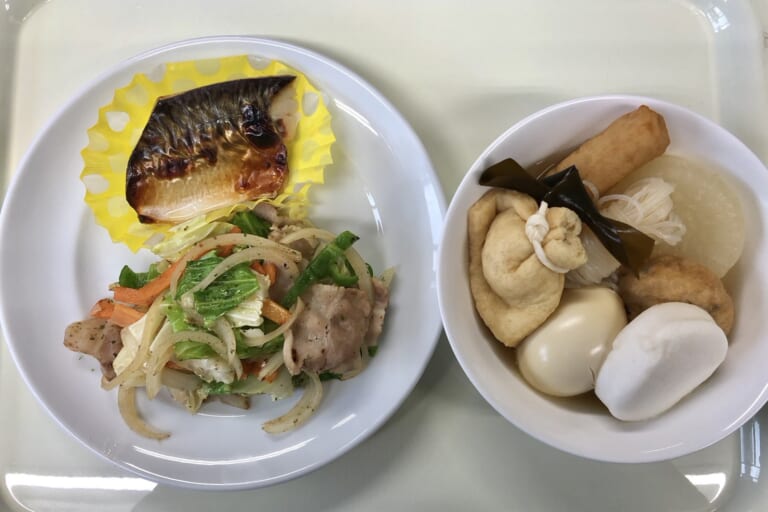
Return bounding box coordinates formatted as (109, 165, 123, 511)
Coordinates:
(81, 55, 336, 253)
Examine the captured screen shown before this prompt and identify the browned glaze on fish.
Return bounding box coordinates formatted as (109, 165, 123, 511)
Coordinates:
(126, 76, 296, 224)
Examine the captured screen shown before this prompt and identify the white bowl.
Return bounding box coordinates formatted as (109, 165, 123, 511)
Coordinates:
(437, 95, 768, 463)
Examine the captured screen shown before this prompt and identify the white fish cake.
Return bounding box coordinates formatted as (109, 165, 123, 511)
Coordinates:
(595, 302, 728, 421)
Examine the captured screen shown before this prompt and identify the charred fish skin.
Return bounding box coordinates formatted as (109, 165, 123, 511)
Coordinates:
(126, 75, 296, 224)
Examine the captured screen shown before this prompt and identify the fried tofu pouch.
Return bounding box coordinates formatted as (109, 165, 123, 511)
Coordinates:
(468, 190, 587, 347)
(551, 105, 670, 194)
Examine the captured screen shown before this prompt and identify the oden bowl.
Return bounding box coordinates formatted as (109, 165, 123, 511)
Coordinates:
(437, 95, 768, 463)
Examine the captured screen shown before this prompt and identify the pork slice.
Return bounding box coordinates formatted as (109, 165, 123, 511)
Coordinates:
(287, 284, 372, 374)
(365, 278, 390, 347)
(63, 317, 123, 380)
(269, 223, 318, 260)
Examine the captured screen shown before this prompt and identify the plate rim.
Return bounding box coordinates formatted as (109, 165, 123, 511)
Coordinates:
(0, 35, 446, 489)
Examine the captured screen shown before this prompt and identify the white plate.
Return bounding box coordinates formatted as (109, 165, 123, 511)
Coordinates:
(0, 36, 445, 489)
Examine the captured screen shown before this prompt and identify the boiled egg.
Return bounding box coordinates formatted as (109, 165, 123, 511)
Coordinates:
(517, 287, 626, 397)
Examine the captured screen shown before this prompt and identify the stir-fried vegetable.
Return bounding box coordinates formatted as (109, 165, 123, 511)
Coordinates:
(230, 210, 271, 238)
(282, 230, 360, 307)
(118, 263, 162, 289)
(69, 207, 390, 441)
(112, 258, 186, 307)
(176, 255, 261, 326)
(174, 340, 218, 361)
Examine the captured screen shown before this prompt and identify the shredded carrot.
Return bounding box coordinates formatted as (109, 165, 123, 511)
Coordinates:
(242, 360, 267, 378)
(263, 262, 278, 286)
(110, 302, 146, 327)
(262, 298, 291, 325)
(241, 360, 258, 378)
(263, 368, 280, 383)
(241, 361, 280, 382)
(165, 360, 189, 372)
(112, 258, 185, 307)
(250, 261, 278, 287)
(89, 298, 115, 319)
(217, 226, 242, 257)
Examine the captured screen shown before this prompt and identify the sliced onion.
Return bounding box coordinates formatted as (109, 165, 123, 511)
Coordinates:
(190, 232, 301, 258)
(168, 387, 205, 413)
(103, 295, 166, 391)
(182, 247, 300, 303)
(242, 298, 304, 347)
(217, 394, 250, 410)
(278, 227, 336, 245)
(258, 351, 284, 380)
(213, 318, 243, 380)
(118, 371, 146, 389)
(165, 330, 230, 361)
(379, 267, 396, 288)
(345, 246, 373, 302)
(262, 372, 323, 434)
(170, 249, 205, 299)
(161, 368, 202, 391)
(282, 329, 300, 375)
(170, 233, 301, 297)
(146, 325, 234, 399)
(266, 367, 295, 400)
(145, 323, 176, 399)
(117, 385, 169, 440)
(234, 367, 293, 398)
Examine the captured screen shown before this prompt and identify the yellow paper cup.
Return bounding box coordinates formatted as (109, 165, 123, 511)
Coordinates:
(81, 55, 335, 252)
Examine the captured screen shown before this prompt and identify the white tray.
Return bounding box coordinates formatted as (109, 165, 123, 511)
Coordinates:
(2, 0, 768, 509)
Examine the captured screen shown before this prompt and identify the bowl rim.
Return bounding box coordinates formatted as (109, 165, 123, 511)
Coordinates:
(437, 93, 768, 463)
